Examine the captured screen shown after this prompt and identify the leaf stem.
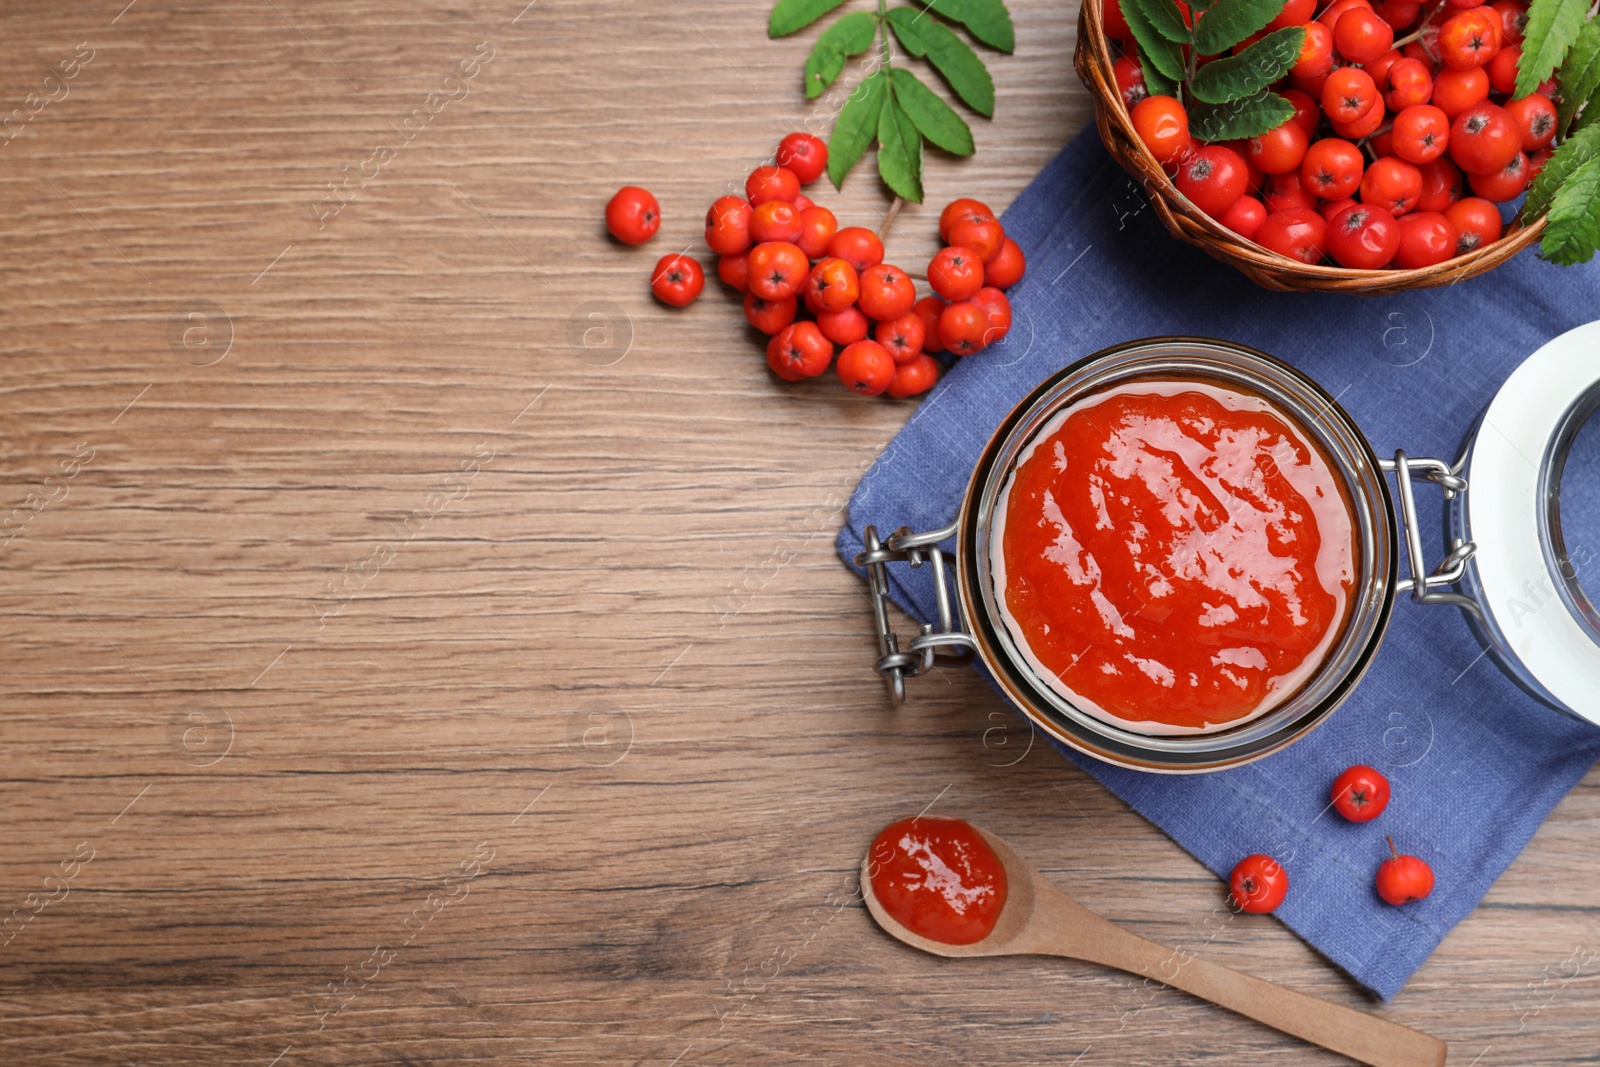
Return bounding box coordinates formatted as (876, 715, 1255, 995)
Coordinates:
(878, 196, 905, 240)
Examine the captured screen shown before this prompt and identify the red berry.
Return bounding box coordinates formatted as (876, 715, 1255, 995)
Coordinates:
(827, 226, 885, 272)
(1281, 88, 1322, 136)
(1248, 122, 1309, 175)
(767, 320, 833, 379)
(939, 198, 993, 242)
(606, 186, 660, 245)
(1438, 9, 1500, 70)
(1318, 196, 1359, 222)
(705, 195, 753, 256)
(1176, 145, 1250, 217)
(857, 263, 917, 321)
(1103, 0, 1133, 38)
(1330, 765, 1392, 822)
(792, 193, 814, 212)
(650, 253, 704, 307)
(1221, 194, 1267, 239)
(1467, 149, 1530, 202)
(1444, 196, 1503, 254)
(973, 287, 1013, 347)
(1392, 104, 1451, 164)
(836, 340, 895, 396)
(1365, 48, 1405, 89)
(1300, 137, 1364, 199)
(746, 241, 810, 301)
(1375, 0, 1422, 29)
(1268, 0, 1317, 31)
(1323, 68, 1379, 125)
(1394, 211, 1460, 268)
(816, 305, 870, 346)
(1318, 0, 1373, 28)
(887, 352, 941, 399)
(1486, 44, 1521, 95)
(1335, 7, 1395, 64)
(928, 246, 986, 301)
(948, 215, 1006, 262)
(749, 200, 802, 244)
(1229, 854, 1289, 913)
(912, 295, 948, 354)
(1256, 207, 1328, 263)
(1130, 95, 1193, 168)
(1375, 837, 1434, 906)
(805, 257, 860, 314)
(1293, 22, 1336, 80)
(746, 165, 801, 206)
(1505, 94, 1557, 151)
(875, 312, 927, 364)
(796, 205, 838, 260)
(1433, 67, 1490, 119)
(743, 291, 797, 334)
(1327, 203, 1401, 268)
(1330, 94, 1387, 139)
(1112, 54, 1149, 109)
(1491, 0, 1527, 43)
(716, 253, 749, 292)
(938, 300, 989, 356)
(1385, 57, 1433, 110)
(984, 237, 1027, 289)
(1450, 101, 1522, 175)
(1262, 171, 1317, 214)
(1360, 156, 1424, 215)
(1415, 157, 1466, 212)
(776, 133, 829, 185)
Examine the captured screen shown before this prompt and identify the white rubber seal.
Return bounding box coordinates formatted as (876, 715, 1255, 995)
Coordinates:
(1467, 320, 1600, 723)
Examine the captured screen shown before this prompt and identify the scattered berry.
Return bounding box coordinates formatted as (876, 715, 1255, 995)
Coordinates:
(1230, 854, 1289, 913)
(1376, 836, 1434, 905)
(606, 186, 661, 245)
(836, 340, 895, 396)
(776, 133, 829, 185)
(1330, 765, 1391, 822)
(650, 253, 704, 307)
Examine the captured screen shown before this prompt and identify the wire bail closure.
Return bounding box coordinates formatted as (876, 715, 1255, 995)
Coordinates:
(1380, 450, 1479, 613)
(855, 521, 978, 703)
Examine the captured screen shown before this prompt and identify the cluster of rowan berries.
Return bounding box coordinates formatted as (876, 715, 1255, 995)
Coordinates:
(1112, 0, 1553, 268)
(604, 132, 1027, 398)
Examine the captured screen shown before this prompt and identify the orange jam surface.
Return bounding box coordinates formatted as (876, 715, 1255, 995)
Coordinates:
(868, 817, 1007, 945)
(995, 380, 1356, 732)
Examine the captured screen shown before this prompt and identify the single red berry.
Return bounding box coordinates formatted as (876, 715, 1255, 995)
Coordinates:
(816, 305, 870, 346)
(1374, 0, 1422, 30)
(1467, 149, 1530, 202)
(745, 165, 801, 206)
(1130, 95, 1193, 169)
(1505, 94, 1557, 151)
(1177, 144, 1251, 216)
(1330, 94, 1386, 139)
(1360, 156, 1424, 215)
(650, 253, 704, 307)
(805, 257, 860, 314)
(1221, 194, 1267, 239)
(1103, 0, 1132, 39)
(948, 215, 1006, 262)
(705, 195, 753, 256)
(746, 241, 810, 301)
(1444, 196, 1503, 254)
(1334, 7, 1395, 64)
(928, 246, 986, 301)
(939, 198, 994, 242)
(984, 237, 1026, 289)
(836, 340, 895, 396)
(749, 200, 802, 244)
(1322, 67, 1379, 125)
(1491, 0, 1527, 43)
(1376, 837, 1435, 906)
(973, 287, 1013, 347)
(1433, 67, 1490, 119)
(1229, 854, 1289, 914)
(875, 312, 927, 364)
(1318, 196, 1359, 222)
(767, 320, 833, 379)
(1415, 157, 1466, 212)
(1330, 765, 1391, 822)
(1392, 104, 1451, 165)
(1112, 54, 1149, 109)
(1438, 9, 1500, 70)
(857, 263, 917, 321)
(912, 295, 948, 354)
(606, 186, 661, 245)
(1255, 208, 1328, 263)
(1281, 88, 1322, 136)
(1486, 44, 1521, 95)
(1385, 57, 1433, 111)
(1292, 22, 1336, 80)
(938, 300, 989, 355)
(1268, 0, 1316, 30)
(887, 352, 941, 399)
(1317, 0, 1371, 28)
(1450, 101, 1522, 175)
(1300, 138, 1364, 199)
(1262, 171, 1317, 214)
(792, 193, 814, 212)
(795, 205, 838, 260)
(827, 226, 885, 272)
(776, 132, 828, 185)
(1327, 204, 1401, 269)
(1394, 211, 1460, 268)
(1365, 48, 1405, 90)
(716, 253, 749, 292)
(743, 291, 797, 335)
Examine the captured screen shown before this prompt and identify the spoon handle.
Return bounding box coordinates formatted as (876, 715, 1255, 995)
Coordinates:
(1033, 889, 1446, 1067)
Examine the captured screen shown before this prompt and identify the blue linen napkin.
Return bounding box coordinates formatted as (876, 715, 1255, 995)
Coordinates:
(837, 124, 1600, 1001)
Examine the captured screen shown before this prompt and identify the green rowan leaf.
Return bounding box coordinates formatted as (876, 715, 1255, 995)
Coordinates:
(1557, 18, 1600, 136)
(1133, 40, 1178, 98)
(1192, 0, 1290, 55)
(1577, 85, 1600, 133)
(770, 0, 851, 37)
(1188, 89, 1296, 140)
(1115, 0, 1186, 81)
(1538, 154, 1600, 265)
(878, 98, 925, 201)
(805, 11, 879, 98)
(918, 0, 1016, 52)
(1190, 27, 1304, 104)
(1515, 0, 1589, 99)
(1123, 0, 1189, 44)
(891, 68, 975, 154)
(828, 69, 888, 189)
(1525, 123, 1600, 219)
(886, 7, 996, 115)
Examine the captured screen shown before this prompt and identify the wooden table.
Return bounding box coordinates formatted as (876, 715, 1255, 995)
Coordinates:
(2, 2, 1597, 1063)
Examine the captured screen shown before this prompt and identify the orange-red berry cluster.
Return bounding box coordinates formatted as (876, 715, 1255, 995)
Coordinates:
(605, 132, 1027, 399)
(1109, 0, 1552, 269)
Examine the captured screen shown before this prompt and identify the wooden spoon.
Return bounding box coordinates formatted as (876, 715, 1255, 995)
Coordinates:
(861, 823, 1446, 1067)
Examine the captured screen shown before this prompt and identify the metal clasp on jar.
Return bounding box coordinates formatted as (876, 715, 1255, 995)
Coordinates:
(1380, 450, 1479, 613)
(856, 522, 977, 703)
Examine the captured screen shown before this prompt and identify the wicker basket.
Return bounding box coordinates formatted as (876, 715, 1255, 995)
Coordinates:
(1072, 0, 1546, 293)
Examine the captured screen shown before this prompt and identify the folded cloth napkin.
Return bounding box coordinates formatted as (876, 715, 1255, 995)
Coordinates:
(838, 124, 1600, 1000)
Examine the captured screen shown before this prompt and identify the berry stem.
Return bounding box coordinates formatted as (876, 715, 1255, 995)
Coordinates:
(1386, 834, 1399, 860)
(1391, 1, 1446, 51)
(878, 196, 904, 241)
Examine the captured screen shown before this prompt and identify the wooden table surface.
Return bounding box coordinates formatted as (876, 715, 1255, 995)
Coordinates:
(3, 2, 1598, 1064)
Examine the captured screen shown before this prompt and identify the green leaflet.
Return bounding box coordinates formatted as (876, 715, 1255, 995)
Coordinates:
(1135, 40, 1178, 98)
(1539, 154, 1600, 265)
(1557, 18, 1600, 136)
(1189, 27, 1304, 104)
(1515, 0, 1590, 99)
(1115, 0, 1185, 82)
(891, 68, 975, 154)
(1192, 0, 1290, 56)
(1188, 89, 1296, 141)
(828, 69, 888, 189)
(1123, 0, 1189, 44)
(770, 0, 851, 37)
(886, 7, 996, 116)
(1524, 123, 1600, 219)
(805, 11, 879, 98)
(878, 98, 925, 201)
(917, 0, 1016, 52)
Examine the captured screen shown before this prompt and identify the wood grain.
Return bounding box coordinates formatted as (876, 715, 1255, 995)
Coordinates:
(1, 2, 1598, 1065)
